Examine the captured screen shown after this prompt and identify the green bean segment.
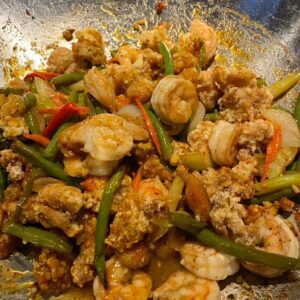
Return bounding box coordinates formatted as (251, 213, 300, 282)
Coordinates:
(159, 42, 174, 76)
(3, 222, 72, 254)
(94, 165, 126, 284)
(170, 213, 300, 270)
(51, 71, 84, 86)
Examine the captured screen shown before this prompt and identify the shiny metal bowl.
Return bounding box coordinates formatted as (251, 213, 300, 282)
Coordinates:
(0, 0, 299, 299)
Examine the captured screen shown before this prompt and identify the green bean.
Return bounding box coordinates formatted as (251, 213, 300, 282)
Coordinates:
(85, 95, 96, 116)
(3, 222, 72, 254)
(78, 93, 86, 107)
(14, 168, 44, 220)
(145, 107, 172, 161)
(13, 140, 74, 185)
(251, 188, 295, 204)
(294, 93, 300, 128)
(94, 165, 126, 284)
(0, 167, 7, 202)
(59, 86, 72, 95)
(95, 106, 105, 114)
(68, 90, 79, 103)
(0, 87, 24, 96)
(170, 212, 300, 270)
(269, 72, 300, 99)
(255, 172, 300, 195)
(24, 111, 41, 134)
(256, 78, 267, 88)
(43, 122, 72, 160)
(159, 42, 174, 76)
(196, 42, 206, 72)
(51, 71, 84, 86)
(170, 212, 206, 233)
(24, 92, 37, 109)
(28, 79, 37, 93)
(204, 110, 219, 121)
(69, 79, 85, 92)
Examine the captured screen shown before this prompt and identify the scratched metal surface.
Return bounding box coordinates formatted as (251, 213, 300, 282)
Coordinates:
(0, 0, 299, 299)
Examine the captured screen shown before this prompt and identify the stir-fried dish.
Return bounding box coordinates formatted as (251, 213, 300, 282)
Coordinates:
(0, 19, 300, 299)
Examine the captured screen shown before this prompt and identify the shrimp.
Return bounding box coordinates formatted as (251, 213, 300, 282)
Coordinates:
(84, 67, 116, 111)
(242, 214, 299, 278)
(93, 256, 152, 300)
(58, 114, 133, 176)
(150, 75, 199, 125)
(178, 19, 217, 64)
(151, 271, 220, 300)
(180, 242, 239, 281)
(138, 178, 169, 218)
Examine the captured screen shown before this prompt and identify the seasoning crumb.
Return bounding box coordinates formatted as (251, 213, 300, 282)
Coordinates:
(63, 29, 75, 42)
(155, 1, 168, 15)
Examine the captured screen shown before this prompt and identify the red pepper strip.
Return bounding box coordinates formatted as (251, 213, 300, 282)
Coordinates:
(23, 134, 50, 147)
(132, 166, 143, 191)
(24, 71, 60, 81)
(262, 126, 282, 180)
(43, 103, 89, 137)
(134, 98, 162, 157)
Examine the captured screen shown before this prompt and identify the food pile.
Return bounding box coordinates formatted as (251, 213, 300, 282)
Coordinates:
(0, 19, 300, 299)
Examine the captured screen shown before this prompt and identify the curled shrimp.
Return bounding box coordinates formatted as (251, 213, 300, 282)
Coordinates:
(180, 242, 239, 281)
(84, 67, 116, 111)
(93, 256, 152, 300)
(151, 270, 220, 300)
(243, 214, 299, 278)
(178, 19, 217, 64)
(58, 114, 133, 176)
(150, 75, 199, 125)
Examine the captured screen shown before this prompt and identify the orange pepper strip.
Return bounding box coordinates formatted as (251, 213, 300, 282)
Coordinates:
(51, 94, 64, 107)
(115, 94, 131, 111)
(39, 106, 90, 116)
(132, 166, 143, 191)
(23, 134, 51, 147)
(262, 126, 282, 180)
(24, 71, 60, 81)
(134, 98, 162, 157)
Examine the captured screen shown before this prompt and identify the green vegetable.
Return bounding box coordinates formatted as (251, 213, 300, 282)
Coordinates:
(59, 86, 72, 95)
(269, 72, 300, 99)
(94, 165, 126, 284)
(13, 140, 74, 185)
(78, 93, 86, 107)
(170, 212, 206, 233)
(24, 92, 37, 109)
(196, 42, 206, 72)
(24, 111, 41, 134)
(0, 167, 7, 202)
(255, 172, 300, 195)
(181, 151, 215, 171)
(69, 79, 85, 92)
(294, 93, 300, 128)
(159, 42, 174, 76)
(3, 222, 72, 254)
(168, 176, 185, 211)
(204, 110, 219, 122)
(85, 95, 96, 116)
(0, 88, 24, 96)
(51, 71, 84, 86)
(251, 188, 295, 204)
(170, 212, 300, 270)
(95, 106, 105, 114)
(256, 78, 267, 88)
(14, 168, 44, 220)
(68, 90, 79, 103)
(43, 122, 72, 160)
(145, 107, 172, 161)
